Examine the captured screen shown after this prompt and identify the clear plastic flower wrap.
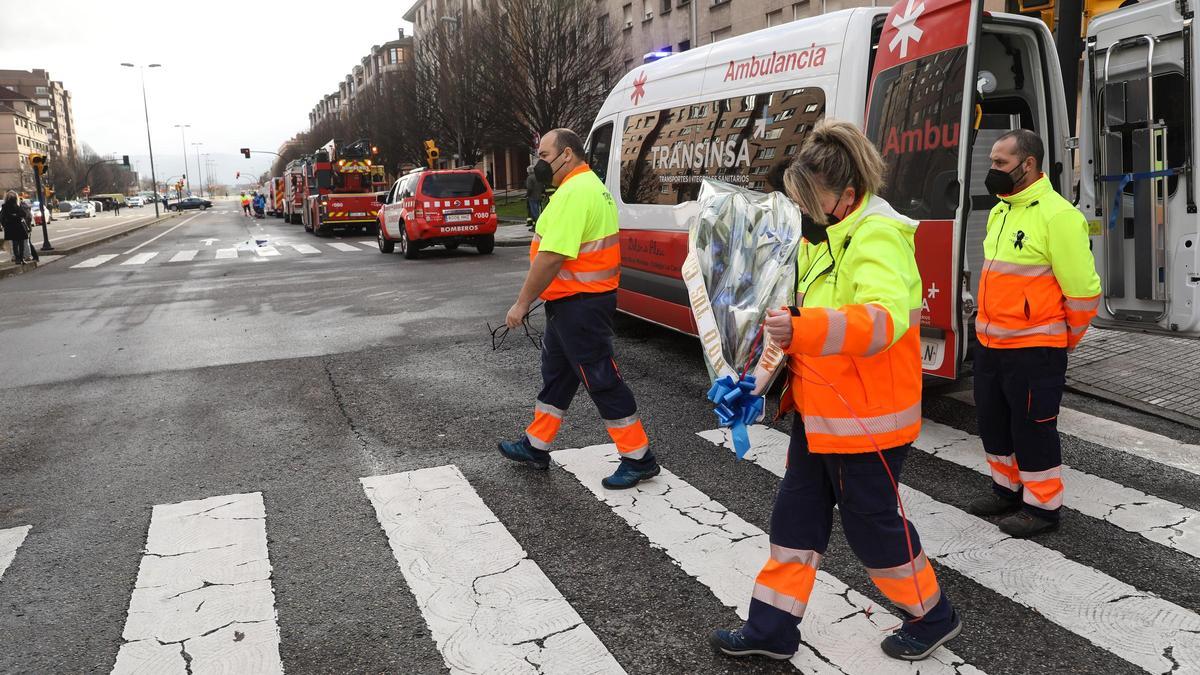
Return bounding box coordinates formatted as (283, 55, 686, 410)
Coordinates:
(682, 179, 804, 456)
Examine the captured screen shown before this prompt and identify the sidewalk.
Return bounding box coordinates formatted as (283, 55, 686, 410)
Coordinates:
(495, 220, 534, 248)
(1068, 326, 1200, 427)
(0, 210, 177, 279)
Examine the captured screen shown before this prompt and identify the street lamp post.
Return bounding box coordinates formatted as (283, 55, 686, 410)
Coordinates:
(120, 62, 161, 218)
(191, 142, 204, 198)
(174, 124, 191, 195)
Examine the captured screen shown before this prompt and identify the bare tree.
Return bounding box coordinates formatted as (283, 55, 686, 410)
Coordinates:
(414, 20, 500, 166)
(478, 0, 620, 147)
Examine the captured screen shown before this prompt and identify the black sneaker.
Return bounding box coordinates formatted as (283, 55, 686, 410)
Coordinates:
(710, 628, 794, 660)
(497, 438, 550, 470)
(880, 611, 962, 661)
(601, 460, 660, 489)
(967, 492, 1022, 517)
(999, 511, 1059, 538)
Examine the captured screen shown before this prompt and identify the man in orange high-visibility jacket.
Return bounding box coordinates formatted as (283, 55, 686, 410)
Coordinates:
(970, 129, 1101, 538)
(498, 128, 660, 489)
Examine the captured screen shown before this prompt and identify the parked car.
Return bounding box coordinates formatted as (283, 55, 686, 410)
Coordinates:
(376, 168, 496, 259)
(166, 197, 212, 211)
(69, 202, 96, 219)
(58, 201, 76, 213)
(127, 196, 145, 207)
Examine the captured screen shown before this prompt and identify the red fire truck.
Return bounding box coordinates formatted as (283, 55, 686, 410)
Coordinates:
(283, 159, 306, 224)
(300, 139, 387, 236)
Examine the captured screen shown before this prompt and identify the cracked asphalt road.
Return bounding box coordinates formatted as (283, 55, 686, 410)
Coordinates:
(1, 204, 1197, 674)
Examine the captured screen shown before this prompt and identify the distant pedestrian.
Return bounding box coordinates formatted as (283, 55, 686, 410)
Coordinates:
(113, 200, 121, 216)
(525, 170, 543, 232)
(2, 191, 32, 264)
(486, 168, 495, 189)
(241, 192, 251, 216)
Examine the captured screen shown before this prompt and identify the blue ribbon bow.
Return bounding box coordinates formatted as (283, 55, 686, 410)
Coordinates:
(706, 374, 765, 460)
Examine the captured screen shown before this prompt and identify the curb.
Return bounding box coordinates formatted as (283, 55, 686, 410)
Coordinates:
(495, 238, 533, 248)
(0, 259, 40, 280)
(0, 212, 179, 279)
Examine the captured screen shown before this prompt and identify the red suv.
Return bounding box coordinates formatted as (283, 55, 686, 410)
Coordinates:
(377, 169, 497, 259)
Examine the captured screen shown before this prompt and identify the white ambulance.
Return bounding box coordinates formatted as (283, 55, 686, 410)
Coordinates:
(583, 0, 1073, 379)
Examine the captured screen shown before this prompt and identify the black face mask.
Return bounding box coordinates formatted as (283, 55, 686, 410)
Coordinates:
(800, 197, 846, 244)
(533, 150, 566, 186)
(985, 164, 1027, 197)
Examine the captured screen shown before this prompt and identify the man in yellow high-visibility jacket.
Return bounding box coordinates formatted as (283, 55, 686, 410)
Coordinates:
(498, 128, 659, 489)
(970, 129, 1102, 538)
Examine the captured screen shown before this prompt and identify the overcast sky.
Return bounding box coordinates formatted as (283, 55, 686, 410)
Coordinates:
(0, 0, 415, 188)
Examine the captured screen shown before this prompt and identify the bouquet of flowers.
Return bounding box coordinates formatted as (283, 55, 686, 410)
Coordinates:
(682, 179, 804, 457)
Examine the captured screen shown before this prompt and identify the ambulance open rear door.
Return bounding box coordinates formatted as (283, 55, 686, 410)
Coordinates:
(864, 0, 986, 380)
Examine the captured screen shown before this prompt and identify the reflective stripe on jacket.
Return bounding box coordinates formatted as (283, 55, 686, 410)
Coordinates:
(529, 164, 620, 301)
(779, 194, 924, 454)
(976, 175, 1101, 350)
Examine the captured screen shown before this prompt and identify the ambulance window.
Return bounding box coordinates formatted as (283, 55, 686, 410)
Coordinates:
(618, 87, 826, 205)
(866, 47, 969, 220)
(587, 123, 614, 183)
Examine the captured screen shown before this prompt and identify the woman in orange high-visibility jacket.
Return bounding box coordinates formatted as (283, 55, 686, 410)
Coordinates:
(710, 120, 961, 663)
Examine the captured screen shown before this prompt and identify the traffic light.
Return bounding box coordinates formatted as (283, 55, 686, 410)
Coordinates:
(240, 148, 251, 159)
(236, 171, 241, 179)
(29, 153, 47, 175)
(424, 139, 440, 167)
(122, 155, 130, 167)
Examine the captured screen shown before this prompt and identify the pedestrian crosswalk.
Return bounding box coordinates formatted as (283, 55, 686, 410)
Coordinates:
(2, 405, 1198, 673)
(697, 424, 1200, 674)
(70, 241, 380, 269)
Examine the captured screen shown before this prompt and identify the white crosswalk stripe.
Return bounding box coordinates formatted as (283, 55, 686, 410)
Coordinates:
(554, 445, 983, 675)
(915, 420, 1200, 560)
(71, 254, 118, 268)
(291, 244, 321, 255)
(362, 466, 625, 674)
(949, 390, 1200, 477)
(698, 425, 1200, 674)
(112, 492, 282, 674)
(120, 252, 158, 266)
(215, 248, 238, 260)
(254, 246, 280, 257)
(327, 243, 361, 252)
(168, 250, 198, 263)
(355, 241, 377, 250)
(0, 525, 31, 583)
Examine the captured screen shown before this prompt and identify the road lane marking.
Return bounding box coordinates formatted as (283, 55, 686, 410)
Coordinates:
(361, 466, 625, 674)
(949, 390, 1200, 477)
(291, 244, 320, 255)
(215, 248, 238, 260)
(254, 246, 280, 257)
(698, 425, 1200, 674)
(70, 254, 119, 269)
(168, 250, 198, 263)
(355, 241, 377, 250)
(49, 215, 159, 244)
(327, 243, 360, 252)
(120, 252, 158, 266)
(554, 445, 981, 675)
(0, 525, 31, 582)
(123, 213, 202, 255)
(112, 493, 282, 674)
(915, 420, 1200, 560)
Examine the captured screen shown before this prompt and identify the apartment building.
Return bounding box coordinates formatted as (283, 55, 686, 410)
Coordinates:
(309, 29, 415, 129)
(0, 87, 51, 194)
(0, 69, 76, 161)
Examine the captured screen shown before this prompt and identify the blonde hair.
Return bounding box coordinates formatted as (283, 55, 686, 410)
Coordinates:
(783, 119, 885, 225)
